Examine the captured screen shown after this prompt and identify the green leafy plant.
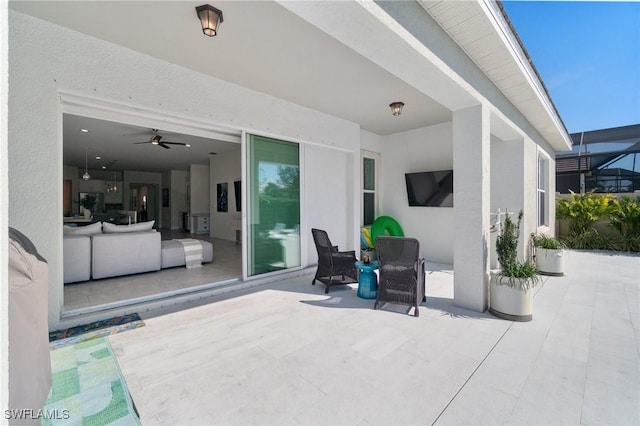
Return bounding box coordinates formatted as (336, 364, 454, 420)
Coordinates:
(566, 229, 613, 250)
(556, 191, 614, 236)
(79, 194, 96, 211)
(496, 210, 540, 290)
(608, 196, 640, 237)
(531, 233, 566, 250)
(611, 233, 640, 252)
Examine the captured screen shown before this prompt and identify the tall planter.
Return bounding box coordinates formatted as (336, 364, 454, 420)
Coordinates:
(535, 248, 565, 276)
(490, 273, 534, 322)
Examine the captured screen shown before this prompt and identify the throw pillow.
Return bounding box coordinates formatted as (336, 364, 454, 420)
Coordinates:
(102, 220, 155, 234)
(63, 221, 103, 236)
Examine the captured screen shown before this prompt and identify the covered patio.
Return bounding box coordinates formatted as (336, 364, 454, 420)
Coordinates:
(109, 250, 639, 425)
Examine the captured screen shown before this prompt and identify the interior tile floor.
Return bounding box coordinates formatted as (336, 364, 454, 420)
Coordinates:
(109, 250, 639, 425)
(63, 230, 242, 311)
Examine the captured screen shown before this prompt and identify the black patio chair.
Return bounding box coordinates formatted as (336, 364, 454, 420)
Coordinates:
(311, 228, 358, 294)
(374, 236, 426, 317)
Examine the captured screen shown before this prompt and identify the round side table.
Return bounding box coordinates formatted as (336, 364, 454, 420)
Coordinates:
(355, 260, 379, 299)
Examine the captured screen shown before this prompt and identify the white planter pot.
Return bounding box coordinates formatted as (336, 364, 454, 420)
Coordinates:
(489, 273, 534, 322)
(83, 209, 91, 219)
(535, 248, 565, 276)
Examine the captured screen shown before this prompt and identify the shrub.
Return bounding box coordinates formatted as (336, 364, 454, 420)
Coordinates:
(609, 196, 640, 237)
(531, 233, 565, 250)
(556, 191, 614, 236)
(611, 233, 640, 252)
(566, 229, 614, 250)
(496, 210, 539, 290)
(496, 210, 522, 271)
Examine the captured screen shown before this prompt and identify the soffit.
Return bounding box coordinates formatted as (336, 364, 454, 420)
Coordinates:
(9, 0, 451, 137)
(420, 0, 572, 151)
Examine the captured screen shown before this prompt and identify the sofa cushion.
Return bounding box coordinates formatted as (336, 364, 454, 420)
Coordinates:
(91, 231, 161, 279)
(63, 221, 103, 236)
(103, 220, 155, 234)
(63, 235, 91, 283)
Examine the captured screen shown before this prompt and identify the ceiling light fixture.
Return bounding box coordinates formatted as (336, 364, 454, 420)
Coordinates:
(80, 129, 89, 133)
(389, 101, 405, 116)
(196, 4, 223, 37)
(82, 147, 91, 181)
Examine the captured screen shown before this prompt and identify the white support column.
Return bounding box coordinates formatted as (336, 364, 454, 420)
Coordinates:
(453, 104, 490, 312)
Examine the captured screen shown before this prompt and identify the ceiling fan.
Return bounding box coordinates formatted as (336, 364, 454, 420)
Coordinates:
(134, 129, 190, 150)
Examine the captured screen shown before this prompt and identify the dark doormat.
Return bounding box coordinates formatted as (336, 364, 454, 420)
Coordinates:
(49, 313, 145, 349)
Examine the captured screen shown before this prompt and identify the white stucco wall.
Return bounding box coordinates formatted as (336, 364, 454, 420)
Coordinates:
(380, 122, 454, 264)
(8, 10, 360, 330)
(1, 0, 8, 410)
(304, 144, 351, 266)
(210, 149, 242, 242)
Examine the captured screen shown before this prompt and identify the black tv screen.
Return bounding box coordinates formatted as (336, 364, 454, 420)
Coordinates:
(234, 180, 241, 212)
(405, 170, 454, 207)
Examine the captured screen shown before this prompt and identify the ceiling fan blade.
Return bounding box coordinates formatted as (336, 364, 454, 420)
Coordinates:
(133, 141, 151, 144)
(161, 141, 187, 146)
(158, 143, 171, 149)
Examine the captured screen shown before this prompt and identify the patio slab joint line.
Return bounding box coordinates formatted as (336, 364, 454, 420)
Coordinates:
(431, 320, 515, 426)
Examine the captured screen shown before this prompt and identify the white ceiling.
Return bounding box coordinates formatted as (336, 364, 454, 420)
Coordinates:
(63, 114, 240, 173)
(10, 0, 455, 172)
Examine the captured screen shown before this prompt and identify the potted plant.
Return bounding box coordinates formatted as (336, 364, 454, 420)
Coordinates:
(490, 210, 541, 322)
(79, 194, 96, 218)
(531, 233, 566, 276)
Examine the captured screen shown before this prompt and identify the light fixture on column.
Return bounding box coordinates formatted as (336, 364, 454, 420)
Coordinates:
(196, 4, 224, 37)
(389, 102, 405, 116)
(82, 147, 91, 181)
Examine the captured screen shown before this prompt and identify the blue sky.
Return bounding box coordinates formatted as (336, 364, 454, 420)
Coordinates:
(501, 1, 640, 134)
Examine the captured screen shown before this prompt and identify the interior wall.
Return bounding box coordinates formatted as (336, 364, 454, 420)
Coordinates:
(190, 164, 209, 217)
(161, 170, 171, 229)
(170, 170, 188, 230)
(380, 122, 454, 264)
(8, 10, 360, 329)
(210, 148, 241, 242)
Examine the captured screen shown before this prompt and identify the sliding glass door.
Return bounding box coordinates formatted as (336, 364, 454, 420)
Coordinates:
(247, 134, 301, 277)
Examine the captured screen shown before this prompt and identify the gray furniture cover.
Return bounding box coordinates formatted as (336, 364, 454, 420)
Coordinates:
(8, 228, 52, 423)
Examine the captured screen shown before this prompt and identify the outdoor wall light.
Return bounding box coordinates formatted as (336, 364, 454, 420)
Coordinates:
(389, 102, 405, 116)
(196, 4, 224, 37)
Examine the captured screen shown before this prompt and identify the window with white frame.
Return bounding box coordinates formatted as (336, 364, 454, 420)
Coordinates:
(362, 151, 380, 226)
(537, 154, 549, 227)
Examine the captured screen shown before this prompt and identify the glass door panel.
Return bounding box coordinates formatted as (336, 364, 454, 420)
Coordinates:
(247, 134, 301, 276)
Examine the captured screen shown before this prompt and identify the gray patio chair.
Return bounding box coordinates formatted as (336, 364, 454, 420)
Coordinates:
(374, 236, 426, 317)
(311, 228, 358, 294)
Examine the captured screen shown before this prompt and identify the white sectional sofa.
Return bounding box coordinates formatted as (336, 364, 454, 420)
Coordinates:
(63, 221, 213, 283)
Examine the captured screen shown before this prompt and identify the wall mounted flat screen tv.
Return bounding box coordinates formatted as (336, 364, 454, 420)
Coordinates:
(234, 180, 241, 212)
(405, 170, 454, 207)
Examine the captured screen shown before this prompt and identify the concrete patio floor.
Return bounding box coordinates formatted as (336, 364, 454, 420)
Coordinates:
(109, 250, 639, 425)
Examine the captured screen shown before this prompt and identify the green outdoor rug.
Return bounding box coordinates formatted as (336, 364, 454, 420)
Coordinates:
(49, 314, 145, 350)
(42, 337, 141, 425)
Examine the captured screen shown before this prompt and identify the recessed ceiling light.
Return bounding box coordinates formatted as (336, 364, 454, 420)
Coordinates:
(186, 144, 192, 147)
(95, 156, 101, 160)
(80, 129, 89, 133)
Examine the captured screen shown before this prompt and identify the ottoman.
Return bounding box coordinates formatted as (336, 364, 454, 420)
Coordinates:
(161, 239, 213, 268)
